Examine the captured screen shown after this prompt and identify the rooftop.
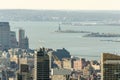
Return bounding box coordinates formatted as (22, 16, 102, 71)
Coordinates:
(51, 68, 71, 75)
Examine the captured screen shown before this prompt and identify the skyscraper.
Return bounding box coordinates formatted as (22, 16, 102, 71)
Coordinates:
(101, 53, 120, 80)
(24, 36, 29, 49)
(10, 31, 17, 48)
(18, 29, 29, 49)
(18, 29, 25, 48)
(0, 22, 10, 50)
(34, 48, 50, 80)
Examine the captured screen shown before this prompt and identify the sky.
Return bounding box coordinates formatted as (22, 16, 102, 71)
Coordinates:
(0, 0, 120, 10)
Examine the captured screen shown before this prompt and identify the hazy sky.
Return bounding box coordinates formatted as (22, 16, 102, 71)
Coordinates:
(0, 0, 120, 10)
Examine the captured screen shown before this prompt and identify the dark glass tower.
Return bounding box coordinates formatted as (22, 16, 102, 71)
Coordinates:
(0, 22, 10, 50)
(34, 48, 50, 80)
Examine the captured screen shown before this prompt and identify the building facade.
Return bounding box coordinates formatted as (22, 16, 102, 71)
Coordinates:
(62, 58, 71, 70)
(34, 48, 50, 80)
(101, 53, 120, 80)
(73, 58, 86, 71)
(0, 22, 10, 50)
(10, 31, 18, 48)
(18, 29, 29, 49)
(51, 69, 71, 80)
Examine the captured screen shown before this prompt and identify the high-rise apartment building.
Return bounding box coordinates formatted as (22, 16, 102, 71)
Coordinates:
(34, 48, 50, 80)
(18, 29, 29, 49)
(101, 53, 120, 80)
(0, 22, 10, 50)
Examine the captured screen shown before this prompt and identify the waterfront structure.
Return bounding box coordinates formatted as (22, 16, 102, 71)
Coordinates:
(0, 22, 10, 50)
(34, 48, 50, 80)
(101, 53, 120, 80)
(18, 29, 29, 49)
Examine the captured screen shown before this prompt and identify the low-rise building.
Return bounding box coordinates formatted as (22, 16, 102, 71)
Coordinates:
(73, 58, 86, 71)
(51, 68, 71, 80)
(62, 58, 72, 70)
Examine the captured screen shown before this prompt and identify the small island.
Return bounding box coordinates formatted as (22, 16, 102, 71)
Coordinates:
(55, 24, 91, 33)
(83, 32, 120, 37)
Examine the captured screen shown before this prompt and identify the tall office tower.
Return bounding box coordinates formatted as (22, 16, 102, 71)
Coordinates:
(34, 48, 50, 80)
(101, 53, 120, 80)
(24, 36, 29, 49)
(10, 31, 18, 48)
(18, 29, 25, 48)
(0, 22, 10, 50)
(18, 29, 29, 49)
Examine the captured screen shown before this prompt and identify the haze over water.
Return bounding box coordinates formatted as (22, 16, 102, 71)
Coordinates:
(0, 10, 119, 60)
(10, 21, 120, 60)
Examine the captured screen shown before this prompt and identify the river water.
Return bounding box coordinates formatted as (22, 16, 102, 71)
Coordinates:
(10, 21, 120, 60)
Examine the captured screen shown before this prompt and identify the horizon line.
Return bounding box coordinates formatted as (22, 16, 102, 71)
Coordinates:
(0, 9, 120, 11)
